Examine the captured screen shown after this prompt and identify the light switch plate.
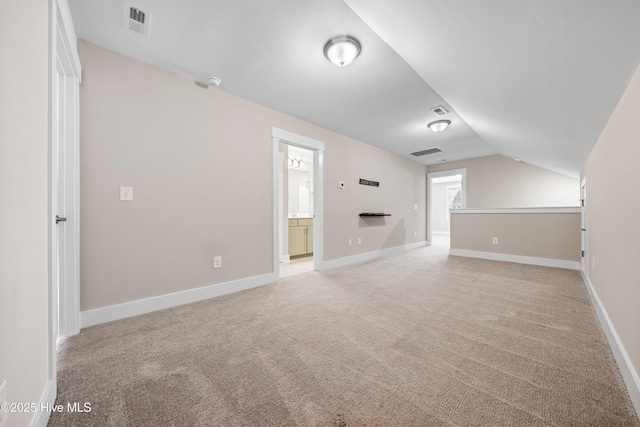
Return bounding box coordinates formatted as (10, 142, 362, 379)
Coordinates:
(120, 186, 133, 201)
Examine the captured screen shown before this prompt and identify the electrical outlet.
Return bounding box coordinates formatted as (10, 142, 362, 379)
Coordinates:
(357, 238, 362, 246)
(348, 239, 352, 247)
(414, 231, 417, 237)
(414, 204, 418, 210)
(213, 256, 222, 269)
(0, 380, 7, 427)
(492, 237, 499, 245)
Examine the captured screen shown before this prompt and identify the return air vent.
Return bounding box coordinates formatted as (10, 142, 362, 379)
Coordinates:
(431, 106, 449, 116)
(411, 147, 443, 157)
(125, 4, 150, 36)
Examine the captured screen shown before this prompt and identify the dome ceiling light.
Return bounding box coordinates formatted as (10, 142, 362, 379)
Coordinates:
(428, 119, 451, 133)
(323, 35, 361, 67)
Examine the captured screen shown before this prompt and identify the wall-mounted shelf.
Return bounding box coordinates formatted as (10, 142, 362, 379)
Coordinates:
(359, 213, 391, 217)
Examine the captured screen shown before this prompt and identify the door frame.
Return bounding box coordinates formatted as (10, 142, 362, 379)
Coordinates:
(49, 0, 81, 380)
(581, 177, 588, 275)
(272, 128, 324, 275)
(427, 168, 467, 245)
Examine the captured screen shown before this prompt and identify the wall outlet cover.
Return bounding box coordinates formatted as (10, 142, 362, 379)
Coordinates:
(213, 256, 222, 269)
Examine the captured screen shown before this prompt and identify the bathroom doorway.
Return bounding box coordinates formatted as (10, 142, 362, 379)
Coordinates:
(280, 144, 314, 277)
(272, 128, 324, 279)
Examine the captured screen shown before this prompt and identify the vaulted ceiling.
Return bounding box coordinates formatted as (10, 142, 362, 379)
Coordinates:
(69, 0, 640, 177)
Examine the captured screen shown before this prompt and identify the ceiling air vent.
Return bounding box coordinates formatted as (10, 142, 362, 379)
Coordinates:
(431, 106, 449, 116)
(125, 4, 150, 37)
(411, 147, 443, 157)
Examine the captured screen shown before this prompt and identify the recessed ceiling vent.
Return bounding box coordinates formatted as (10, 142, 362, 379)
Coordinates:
(431, 106, 449, 116)
(411, 147, 443, 157)
(125, 4, 150, 37)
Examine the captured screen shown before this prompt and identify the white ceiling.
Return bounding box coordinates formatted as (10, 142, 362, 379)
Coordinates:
(69, 0, 640, 177)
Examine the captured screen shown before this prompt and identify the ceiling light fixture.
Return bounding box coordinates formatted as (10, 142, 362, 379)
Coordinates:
(428, 119, 451, 133)
(323, 35, 361, 67)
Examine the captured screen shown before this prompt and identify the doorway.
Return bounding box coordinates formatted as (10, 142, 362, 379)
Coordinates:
(49, 0, 81, 402)
(427, 169, 467, 248)
(272, 128, 324, 278)
(280, 145, 314, 277)
(581, 178, 587, 275)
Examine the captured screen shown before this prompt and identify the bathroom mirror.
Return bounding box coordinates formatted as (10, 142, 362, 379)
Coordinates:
(288, 169, 312, 217)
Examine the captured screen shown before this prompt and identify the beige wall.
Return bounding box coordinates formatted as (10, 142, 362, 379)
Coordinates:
(78, 41, 427, 311)
(427, 155, 580, 208)
(582, 64, 640, 395)
(0, 1, 51, 425)
(450, 211, 581, 262)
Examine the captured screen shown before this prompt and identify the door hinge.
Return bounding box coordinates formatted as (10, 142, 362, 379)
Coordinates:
(581, 250, 585, 257)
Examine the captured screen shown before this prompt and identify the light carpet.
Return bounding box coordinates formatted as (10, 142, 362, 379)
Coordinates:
(49, 245, 639, 426)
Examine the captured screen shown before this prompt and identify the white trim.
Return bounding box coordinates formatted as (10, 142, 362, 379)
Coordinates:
(580, 177, 588, 275)
(432, 231, 450, 236)
(449, 248, 580, 270)
(272, 128, 325, 277)
(81, 273, 277, 328)
(278, 152, 286, 262)
(52, 4, 81, 82)
(272, 127, 324, 151)
(272, 138, 281, 276)
(29, 379, 56, 427)
(427, 169, 466, 247)
(451, 207, 581, 214)
(581, 272, 640, 419)
(320, 241, 428, 271)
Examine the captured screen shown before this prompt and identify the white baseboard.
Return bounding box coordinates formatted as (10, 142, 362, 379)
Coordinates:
(30, 379, 55, 427)
(581, 271, 640, 420)
(81, 273, 277, 328)
(449, 248, 580, 270)
(320, 241, 428, 271)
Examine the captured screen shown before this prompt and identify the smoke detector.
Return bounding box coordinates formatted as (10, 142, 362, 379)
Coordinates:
(125, 3, 150, 37)
(207, 76, 222, 87)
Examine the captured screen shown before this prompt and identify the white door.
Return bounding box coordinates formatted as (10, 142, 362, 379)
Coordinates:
(53, 67, 80, 339)
(55, 70, 67, 339)
(50, 0, 81, 343)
